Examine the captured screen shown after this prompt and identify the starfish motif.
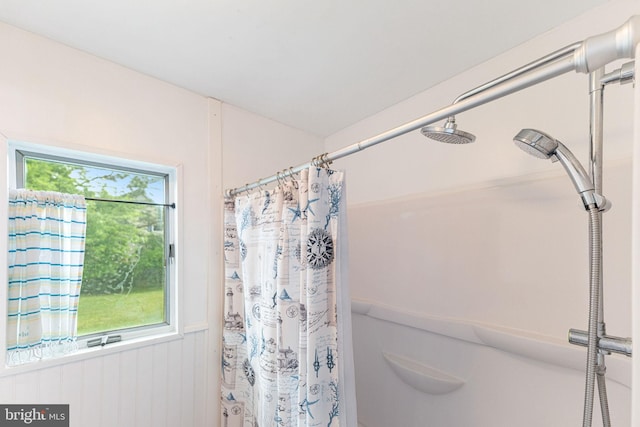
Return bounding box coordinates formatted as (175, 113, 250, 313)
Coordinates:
(303, 198, 319, 218)
(288, 203, 302, 223)
(299, 397, 320, 419)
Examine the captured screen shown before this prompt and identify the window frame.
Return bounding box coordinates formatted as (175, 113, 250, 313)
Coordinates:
(4, 140, 181, 371)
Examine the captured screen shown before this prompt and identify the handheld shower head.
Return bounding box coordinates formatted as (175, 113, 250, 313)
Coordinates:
(513, 129, 604, 209)
(512, 128, 559, 159)
(421, 118, 476, 144)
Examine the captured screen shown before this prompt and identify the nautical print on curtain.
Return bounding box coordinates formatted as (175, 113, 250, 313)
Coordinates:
(7, 189, 87, 365)
(222, 167, 357, 427)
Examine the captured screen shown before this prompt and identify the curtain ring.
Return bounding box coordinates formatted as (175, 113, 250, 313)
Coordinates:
(288, 167, 299, 189)
(286, 167, 296, 184)
(321, 153, 333, 168)
(311, 153, 332, 169)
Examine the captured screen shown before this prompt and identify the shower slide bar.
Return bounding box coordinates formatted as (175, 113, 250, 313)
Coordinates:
(569, 328, 633, 357)
(224, 15, 640, 198)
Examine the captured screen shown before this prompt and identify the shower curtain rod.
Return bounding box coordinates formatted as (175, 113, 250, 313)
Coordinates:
(225, 15, 640, 198)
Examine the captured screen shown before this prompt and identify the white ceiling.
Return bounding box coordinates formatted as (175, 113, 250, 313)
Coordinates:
(0, 0, 607, 137)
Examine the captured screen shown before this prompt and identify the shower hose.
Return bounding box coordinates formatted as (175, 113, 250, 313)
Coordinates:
(582, 205, 610, 427)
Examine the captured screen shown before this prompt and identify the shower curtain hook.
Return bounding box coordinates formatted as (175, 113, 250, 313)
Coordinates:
(312, 153, 332, 169)
(276, 170, 286, 188)
(321, 153, 333, 168)
(288, 167, 299, 189)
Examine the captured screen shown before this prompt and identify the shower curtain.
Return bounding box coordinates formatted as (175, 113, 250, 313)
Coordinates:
(222, 167, 357, 427)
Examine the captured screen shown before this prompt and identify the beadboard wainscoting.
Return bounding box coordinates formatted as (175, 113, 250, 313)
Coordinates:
(0, 330, 210, 427)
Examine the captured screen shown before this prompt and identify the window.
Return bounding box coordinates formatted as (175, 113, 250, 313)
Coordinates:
(9, 142, 177, 349)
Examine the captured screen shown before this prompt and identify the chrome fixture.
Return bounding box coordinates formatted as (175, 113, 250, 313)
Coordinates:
(513, 129, 607, 210)
(514, 128, 603, 427)
(512, 128, 634, 427)
(569, 328, 632, 357)
(600, 61, 635, 86)
(420, 43, 599, 147)
(227, 16, 640, 198)
(421, 117, 476, 144)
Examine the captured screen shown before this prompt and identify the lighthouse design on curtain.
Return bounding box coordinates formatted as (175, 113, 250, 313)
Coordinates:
(222, 167, 355, 427)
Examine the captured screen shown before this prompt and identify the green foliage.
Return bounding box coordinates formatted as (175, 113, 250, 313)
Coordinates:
(82, 200, 162, 295)
(24, 157, 167, 333)
(24, 159, 85, 194)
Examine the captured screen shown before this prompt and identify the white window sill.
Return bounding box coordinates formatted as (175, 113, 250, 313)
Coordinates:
(0, 325, 206, 377)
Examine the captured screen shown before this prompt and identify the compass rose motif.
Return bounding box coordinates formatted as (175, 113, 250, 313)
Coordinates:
(306, 228, 334, 270)
(243, 359, 255, 386)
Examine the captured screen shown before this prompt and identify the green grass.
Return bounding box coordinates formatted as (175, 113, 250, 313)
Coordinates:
(77, 288, 165, 336)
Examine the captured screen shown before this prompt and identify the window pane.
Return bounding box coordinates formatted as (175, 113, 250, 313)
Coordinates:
(24, 157, 166, 204)
(22, 156, 168, 336)
(78, 201, 166, 335)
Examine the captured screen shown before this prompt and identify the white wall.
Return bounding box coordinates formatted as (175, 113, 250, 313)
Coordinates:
(0, 20, 324, 427)
(221, 102, 324, 189)
(324, 1, 639, 426)
(0, 22, 219, 427)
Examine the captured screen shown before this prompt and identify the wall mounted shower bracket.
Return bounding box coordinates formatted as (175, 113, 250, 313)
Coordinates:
(582, 192, 611, 212)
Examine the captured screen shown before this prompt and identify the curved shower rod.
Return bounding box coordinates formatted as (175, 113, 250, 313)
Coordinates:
(224, 15, 640, 198)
